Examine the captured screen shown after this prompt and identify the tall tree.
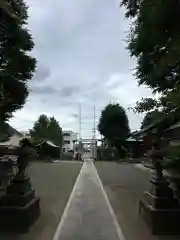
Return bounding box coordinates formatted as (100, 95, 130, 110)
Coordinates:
(0, 0, 36, 122)
(47, 117, 63, 146)
(0, 0, 19, 18)
(121, 0, 141, 17)
(141, 110, 166, 129)
(98, 103, 130, 150)
(121, 0, 180, 113)
(29, 115, 49, 144)
(29, 115, 63, 147)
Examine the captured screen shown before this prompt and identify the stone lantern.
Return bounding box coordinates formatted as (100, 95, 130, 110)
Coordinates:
(136, 118, 180, 234)
(0, 138, 40, 232)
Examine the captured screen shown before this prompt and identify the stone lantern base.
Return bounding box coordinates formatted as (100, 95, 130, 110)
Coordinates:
(0, 174, 40, 233)
(139, 175, 180, 234)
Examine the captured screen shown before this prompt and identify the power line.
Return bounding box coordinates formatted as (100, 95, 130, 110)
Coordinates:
(79, 104, 82, 141)
(92, 106, 96, 141)
(92, 106, 97, 158)
(77, 105, 98, 158)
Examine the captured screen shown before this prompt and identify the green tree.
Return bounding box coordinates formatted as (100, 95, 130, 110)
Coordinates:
(29, 115, 49, 144)
(29, 115, 63, 147)
(121, 0, 180, 113)
(0, 0, 36, 122)
(141, 110, 166, 129)
(98, 103, 130, 151)
(120, 0, 141, 17)
(47, 117, 63, 146)
(0, 0, 19, 18)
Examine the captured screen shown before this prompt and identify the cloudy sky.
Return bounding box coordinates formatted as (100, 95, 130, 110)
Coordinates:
(10, 0, 152, 138)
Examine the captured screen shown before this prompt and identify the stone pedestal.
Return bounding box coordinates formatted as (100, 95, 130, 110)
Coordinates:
(139, 175, 180, 234)
(0, 174, 40, 232)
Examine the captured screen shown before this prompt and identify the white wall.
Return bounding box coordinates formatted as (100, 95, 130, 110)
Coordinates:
(62, 131, 77, 152)
(0, 134, 23, 146)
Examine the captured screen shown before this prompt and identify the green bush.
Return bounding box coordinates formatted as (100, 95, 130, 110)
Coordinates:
(165, 146, 180, 173)
(167, 146, 180, 160)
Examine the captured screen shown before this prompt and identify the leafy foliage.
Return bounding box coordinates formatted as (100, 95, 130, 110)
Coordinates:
(29, 115, 63, 147)
(141, 110, 166, 129)
(135, 88, 180, 114)
(120, 0, 141, 18)
(98, 103, 130, 150)
(165, 146, 180, 173)
(121, 0, 180, 113)
(0, 0, 36, 121)
(134, 97, 158, 113)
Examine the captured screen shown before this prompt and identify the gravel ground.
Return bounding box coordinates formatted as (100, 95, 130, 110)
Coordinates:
(0, 161, 82, 240)
(96, 162, 179, 240)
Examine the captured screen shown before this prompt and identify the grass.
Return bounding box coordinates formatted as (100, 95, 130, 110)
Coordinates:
(1, 161, 82, 240)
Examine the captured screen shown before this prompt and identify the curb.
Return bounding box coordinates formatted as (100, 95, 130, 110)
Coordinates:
(93, 163, 126, 240)
(52, 162, 85, 240)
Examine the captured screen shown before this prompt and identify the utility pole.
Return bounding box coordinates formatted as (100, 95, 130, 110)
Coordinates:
(79, 104, 82, 141)
(79, 104, 83, 155)
(92, 106, 97, 159)
(94, 106, 96, 138)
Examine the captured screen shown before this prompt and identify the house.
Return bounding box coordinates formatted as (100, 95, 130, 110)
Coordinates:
(125, 136, 144, 158)
(164, 121, 180, 146)
(0, 124, 23, 147)
(131, 108, 180, 150)
(36, 140, 60, 159)
(62, 131, 77, 152)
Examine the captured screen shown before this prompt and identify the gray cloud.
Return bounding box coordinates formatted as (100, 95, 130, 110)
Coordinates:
(60, 86, 80, 97)
(32, 64, 51, 82)
(10, 0, 153, 137)
(31, 85, 58, 95)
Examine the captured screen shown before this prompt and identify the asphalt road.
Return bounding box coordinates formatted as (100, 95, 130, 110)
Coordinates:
(0, 161, 82, 240)
(96, 162, 179, 240)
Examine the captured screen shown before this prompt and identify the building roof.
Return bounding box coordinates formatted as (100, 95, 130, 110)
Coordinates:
(46, 140, 59, 147)
(126, 137, 142, 142)
(36, 140, 59, 148)
(63, 130, 76, 133)
(8, 125, 23, 137)
(166, 121, 180, 131)
(0, 123, 23, 142)
(131, 108, 180, 138)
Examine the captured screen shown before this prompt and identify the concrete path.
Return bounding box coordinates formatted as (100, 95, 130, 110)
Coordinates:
(135, 163, 154, 173)
(53, 159, 125, 240)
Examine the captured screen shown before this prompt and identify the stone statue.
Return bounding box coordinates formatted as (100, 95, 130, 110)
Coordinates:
(149, 142, 165, 179)
(16, 138, 35, 177)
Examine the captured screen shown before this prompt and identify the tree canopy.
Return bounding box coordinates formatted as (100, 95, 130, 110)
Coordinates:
(98, 103, 130, 149)
(120, 0, 141, 18)
(29, 115, 63, 147)
(0, 0, 36, 122)
(121, 0, 180, 113)
(140, 110, 166, 129)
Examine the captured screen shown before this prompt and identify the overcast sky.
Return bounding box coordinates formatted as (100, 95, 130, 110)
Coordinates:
(10, 0, 152, 138)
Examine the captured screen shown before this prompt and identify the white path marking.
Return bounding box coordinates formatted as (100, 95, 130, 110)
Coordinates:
(53, 159, 126, 240)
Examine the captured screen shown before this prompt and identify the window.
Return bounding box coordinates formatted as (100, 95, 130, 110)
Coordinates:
(64, 140, 70, 144)
(63, 133, 70, 137)
(63, 148, 65, 152)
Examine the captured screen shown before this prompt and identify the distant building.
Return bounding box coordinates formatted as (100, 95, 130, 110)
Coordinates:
(164, 120, 180, 146)
(0, 124, 23, 147)
(62, 131, 77, 152)
(36, 140, 60, 159)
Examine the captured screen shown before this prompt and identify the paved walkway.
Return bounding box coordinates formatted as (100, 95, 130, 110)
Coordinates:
(53, 159, 125, 240)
